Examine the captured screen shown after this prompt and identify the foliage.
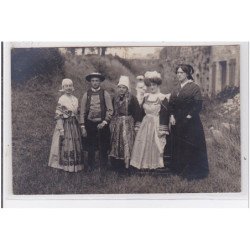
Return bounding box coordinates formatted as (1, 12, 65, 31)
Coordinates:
(63, 54, 136, 97)
(216, 86, 240, 102)
(11, 48, 64, 85)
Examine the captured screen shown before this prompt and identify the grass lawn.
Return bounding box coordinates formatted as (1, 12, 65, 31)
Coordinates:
(11, 86, 241, 194)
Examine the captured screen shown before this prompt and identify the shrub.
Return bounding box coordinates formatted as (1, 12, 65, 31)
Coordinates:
(216, 86, 240, 102)
(11, 48, 64, 85)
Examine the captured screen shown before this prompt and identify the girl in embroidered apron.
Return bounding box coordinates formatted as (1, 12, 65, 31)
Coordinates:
(48, 79, 84, 172)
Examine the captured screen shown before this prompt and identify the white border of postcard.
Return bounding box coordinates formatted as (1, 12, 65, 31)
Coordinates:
(3, 42, 249, 207)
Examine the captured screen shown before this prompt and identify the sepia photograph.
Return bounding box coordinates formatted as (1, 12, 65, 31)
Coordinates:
(4, 42, 246, 198)
(1, 1, 250, 250)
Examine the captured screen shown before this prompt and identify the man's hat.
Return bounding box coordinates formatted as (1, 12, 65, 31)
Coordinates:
(85, 72, 105, 82)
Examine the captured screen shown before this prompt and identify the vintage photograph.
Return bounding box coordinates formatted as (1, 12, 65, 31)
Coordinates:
(10, 44, 241, 195)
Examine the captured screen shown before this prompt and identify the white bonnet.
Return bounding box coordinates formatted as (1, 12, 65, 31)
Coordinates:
(59, 78, 73, 92)
(117, 75, 130, 90)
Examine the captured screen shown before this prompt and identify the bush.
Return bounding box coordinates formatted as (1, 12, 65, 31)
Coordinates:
(11, 48, 64, 85)
(63, 54, 136, 98)
(216, 86, 240, 102)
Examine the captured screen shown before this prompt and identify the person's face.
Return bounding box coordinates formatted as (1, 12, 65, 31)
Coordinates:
(176, 67, 188, 83)
(148, 82, 159, 94)
(136, 82, 147, 94)
(63, 82, 74, 94)
(118, 85, 128, 95)
(90, 77, 101, 89)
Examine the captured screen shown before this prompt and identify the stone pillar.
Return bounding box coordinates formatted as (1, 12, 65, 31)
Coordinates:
(226, 60, 230, 87)
(215, 61, 221, 94)
(210, 62, 217, 97)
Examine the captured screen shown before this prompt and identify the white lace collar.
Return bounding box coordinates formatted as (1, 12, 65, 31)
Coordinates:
(147, 92, 167, 102)
(181, 79, 193, 89)
(91, 87, 101, 92)
(59, 94, 78, 112)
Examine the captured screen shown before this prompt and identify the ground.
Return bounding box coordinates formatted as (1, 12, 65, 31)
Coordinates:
(11, 85, 241, 194)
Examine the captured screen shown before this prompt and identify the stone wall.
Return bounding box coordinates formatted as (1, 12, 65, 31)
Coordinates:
(160, 45, 240, 96)
(210, 45, 240, 95)
(160, 46, 211, 94)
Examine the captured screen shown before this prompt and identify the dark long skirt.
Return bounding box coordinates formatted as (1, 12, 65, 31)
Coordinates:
(170, 116, 209, 178)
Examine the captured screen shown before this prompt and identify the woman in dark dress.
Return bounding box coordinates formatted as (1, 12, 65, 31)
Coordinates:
(168, 64, 209, 179)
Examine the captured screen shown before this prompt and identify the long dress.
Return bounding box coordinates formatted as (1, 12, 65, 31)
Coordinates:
(168, 80, 209, 177)
(109, 94, 140, 168)
(130, 93, 169, 169)
(48, 94, 84, 172)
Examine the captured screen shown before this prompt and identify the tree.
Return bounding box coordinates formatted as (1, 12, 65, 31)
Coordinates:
(11, 48, 64, 84)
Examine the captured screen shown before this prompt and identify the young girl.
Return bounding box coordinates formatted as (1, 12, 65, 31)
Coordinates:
(48, 78, 84, 172)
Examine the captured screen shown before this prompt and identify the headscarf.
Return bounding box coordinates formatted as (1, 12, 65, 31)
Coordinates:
(59, 78, 74, 92)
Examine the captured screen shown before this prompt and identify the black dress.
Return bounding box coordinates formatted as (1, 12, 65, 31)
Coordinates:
(168, 81, 209, 178)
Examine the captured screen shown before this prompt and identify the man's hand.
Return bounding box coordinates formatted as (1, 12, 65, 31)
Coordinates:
(59, 129, 64, 137)
(134, 127, 139, 135)
(170, 115, 176, 126)
(158, 130, 167, 137)
(81, 126, 87, 137)
(97, 121, 107, 130)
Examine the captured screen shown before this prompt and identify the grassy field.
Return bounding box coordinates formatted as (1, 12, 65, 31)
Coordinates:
(11, 82, 241, 194)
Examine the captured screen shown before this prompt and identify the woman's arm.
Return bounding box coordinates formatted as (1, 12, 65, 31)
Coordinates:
(79, 93, 87, 125)
(134, 96, 146, 130)
(159, 98, 170, 134)
(54, 102, 64, 132)
(187, 85, 203, 118)
(130, 95, 141, 121)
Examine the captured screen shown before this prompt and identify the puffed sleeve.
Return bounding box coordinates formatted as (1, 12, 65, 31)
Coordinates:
(130, 95, 141, 123)
(134, 97, 146, 130)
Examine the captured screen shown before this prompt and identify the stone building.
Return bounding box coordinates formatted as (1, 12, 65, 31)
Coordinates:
(159, 45, 240, 96)
(209, 45, 240, 96)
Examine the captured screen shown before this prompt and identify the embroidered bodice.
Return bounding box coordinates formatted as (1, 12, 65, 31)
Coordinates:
(143, 98, 161, 116)
(55, 94, 79, 119)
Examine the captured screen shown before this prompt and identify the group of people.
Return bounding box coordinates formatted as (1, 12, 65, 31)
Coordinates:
(48, 64, 209, 179)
